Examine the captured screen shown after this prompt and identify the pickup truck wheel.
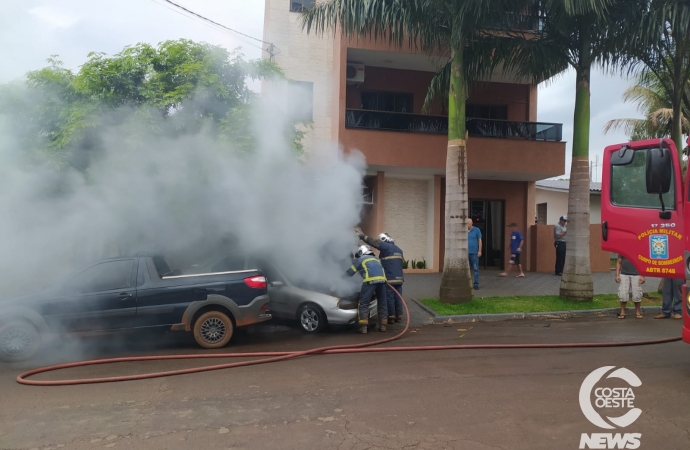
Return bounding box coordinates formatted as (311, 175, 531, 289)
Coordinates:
(298, 304, 327, 333)
(0, 321, 41, 362)
(193, 311, 234, 349)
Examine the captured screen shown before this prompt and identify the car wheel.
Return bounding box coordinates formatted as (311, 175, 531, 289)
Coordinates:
(0, 321, 41, 362)
(193, 311, 234, 349)
(298, 304, 327, 333)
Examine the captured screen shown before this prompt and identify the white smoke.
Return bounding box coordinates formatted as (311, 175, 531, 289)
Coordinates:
(0, 89, 366, 297)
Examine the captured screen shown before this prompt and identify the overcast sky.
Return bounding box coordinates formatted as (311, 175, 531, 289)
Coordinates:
(1, 0, 640, 180)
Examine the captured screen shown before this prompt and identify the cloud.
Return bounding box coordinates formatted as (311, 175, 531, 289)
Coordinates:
(28, 5, 79, 29)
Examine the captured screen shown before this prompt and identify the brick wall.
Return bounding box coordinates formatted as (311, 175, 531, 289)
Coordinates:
(383, 178, 432, 266)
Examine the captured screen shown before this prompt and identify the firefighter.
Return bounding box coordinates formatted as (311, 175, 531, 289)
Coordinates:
(346, 245, 388, 333)
(356, 229, 404, 324)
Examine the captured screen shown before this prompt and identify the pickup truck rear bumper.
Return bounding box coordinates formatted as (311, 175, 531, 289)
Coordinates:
(236, 295, 272, 327)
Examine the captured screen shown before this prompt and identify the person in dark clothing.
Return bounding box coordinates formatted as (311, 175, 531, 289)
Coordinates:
(656, 278, 684, 319)
(356, 229, 404, 323)
(554, 215, 567, 276)
(346, 245, 388, 333)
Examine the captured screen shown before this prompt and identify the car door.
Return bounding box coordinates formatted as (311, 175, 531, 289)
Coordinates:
(48, 259, 138, 332)
(601, 139, 685, 277)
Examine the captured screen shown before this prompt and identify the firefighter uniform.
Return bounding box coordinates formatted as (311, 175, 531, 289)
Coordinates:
(358, 233, 404, 322)
(346, 253, 388, 328)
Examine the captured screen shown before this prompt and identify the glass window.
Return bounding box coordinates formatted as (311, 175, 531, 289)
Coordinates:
(467, 104, 508, 120)
(360, 91, 413, 113)
(611, 148, 675, 209)
(290, 0, 314, 12)
(69, 260, 134, 293)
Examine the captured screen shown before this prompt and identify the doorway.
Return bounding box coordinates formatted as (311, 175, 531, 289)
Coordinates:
(470, 199, 505, 269)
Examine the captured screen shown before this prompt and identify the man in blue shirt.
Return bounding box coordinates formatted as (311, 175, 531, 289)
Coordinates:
(467, 218, 482, 290)
(500, 222, 524, 278)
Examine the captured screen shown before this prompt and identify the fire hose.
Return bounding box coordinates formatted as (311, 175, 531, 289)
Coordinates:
(17, 285, 682, 386)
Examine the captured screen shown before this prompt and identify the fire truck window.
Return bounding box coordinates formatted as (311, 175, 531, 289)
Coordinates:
(611, 149, 675, 209)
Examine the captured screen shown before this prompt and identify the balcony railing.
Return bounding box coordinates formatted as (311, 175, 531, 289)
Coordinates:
(345, 109, 562, 142)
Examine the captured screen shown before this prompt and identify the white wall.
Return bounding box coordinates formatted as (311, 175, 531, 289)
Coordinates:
(263, 0, 335, 153)
(535, 189, 601, 224)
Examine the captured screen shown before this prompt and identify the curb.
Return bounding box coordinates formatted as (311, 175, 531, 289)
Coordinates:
(432, 306, 663, 324)
(409, 298, 438, 317)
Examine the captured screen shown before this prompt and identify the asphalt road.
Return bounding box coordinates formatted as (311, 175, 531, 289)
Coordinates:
(0, 318, 688, 450)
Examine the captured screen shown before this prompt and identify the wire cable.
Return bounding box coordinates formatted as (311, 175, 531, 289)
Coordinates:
(147, 0, 276, 55)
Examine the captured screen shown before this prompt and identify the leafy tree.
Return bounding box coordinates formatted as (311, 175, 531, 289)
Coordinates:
(301, 0, 611, 303)
(0, 39, 304, 172)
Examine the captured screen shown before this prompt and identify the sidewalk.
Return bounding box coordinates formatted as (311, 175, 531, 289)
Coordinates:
(404, 270, 660, 300)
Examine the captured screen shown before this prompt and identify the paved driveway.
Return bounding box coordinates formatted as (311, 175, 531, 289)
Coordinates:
(404, 270, 661, 300)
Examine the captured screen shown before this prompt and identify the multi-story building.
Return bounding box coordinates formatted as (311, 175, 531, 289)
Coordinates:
(263, 0, 566, 272)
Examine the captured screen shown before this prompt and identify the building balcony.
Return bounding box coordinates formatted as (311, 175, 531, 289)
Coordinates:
(340, 109, 566, 181)
(345, 109, 563, 142)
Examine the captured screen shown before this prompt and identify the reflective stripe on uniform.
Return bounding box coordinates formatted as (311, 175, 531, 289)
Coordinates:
(381, 255, 403, 260)
(361, 257, 387, 283)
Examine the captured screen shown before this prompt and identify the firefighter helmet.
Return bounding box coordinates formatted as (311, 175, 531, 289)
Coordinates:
(355, 245, 373, 258)
(379, 233, 394, 243)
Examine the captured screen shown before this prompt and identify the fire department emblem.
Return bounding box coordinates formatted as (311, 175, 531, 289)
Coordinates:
(649, 235, 669, 260)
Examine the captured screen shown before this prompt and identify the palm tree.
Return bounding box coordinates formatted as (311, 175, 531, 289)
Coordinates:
(604, 69, 690, 141)
(490, 0, 637, 301)
(301, 0, 610, 303)
(622, 1, 690, 157)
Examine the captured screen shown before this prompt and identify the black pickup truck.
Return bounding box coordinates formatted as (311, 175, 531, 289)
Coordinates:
(0, 254, 271, 361)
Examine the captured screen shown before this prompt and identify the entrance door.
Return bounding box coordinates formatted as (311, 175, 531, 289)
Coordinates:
(470, 200, 505, 269)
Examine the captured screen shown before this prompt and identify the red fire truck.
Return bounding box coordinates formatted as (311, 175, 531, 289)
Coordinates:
(601, 137, 690, 343)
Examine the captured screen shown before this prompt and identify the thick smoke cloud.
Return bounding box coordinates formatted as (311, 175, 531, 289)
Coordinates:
(0, 89, 366, 298)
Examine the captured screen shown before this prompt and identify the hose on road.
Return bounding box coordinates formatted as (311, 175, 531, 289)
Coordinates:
(17, 285, 682, 386)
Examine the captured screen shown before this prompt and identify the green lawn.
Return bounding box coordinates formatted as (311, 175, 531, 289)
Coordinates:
(420, 293, 662, 316)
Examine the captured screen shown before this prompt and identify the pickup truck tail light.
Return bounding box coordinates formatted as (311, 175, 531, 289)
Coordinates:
(244, 276, 267, 289)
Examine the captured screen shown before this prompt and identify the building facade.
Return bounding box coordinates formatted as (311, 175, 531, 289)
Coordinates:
(263, 0, 566, 272)
(535, 180, 602, 225)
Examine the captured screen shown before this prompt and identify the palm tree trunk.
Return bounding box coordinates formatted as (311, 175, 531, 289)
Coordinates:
(439, 49, 472, 304)
(560, 66, 594, 301)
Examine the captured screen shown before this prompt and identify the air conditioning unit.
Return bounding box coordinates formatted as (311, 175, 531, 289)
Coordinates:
(362, 187, 374, 205)
(346, 63, 365, 84)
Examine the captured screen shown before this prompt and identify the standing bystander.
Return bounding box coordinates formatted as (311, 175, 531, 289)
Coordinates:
(554, 216, 567, 276)
(615, 255, 645, 319)
(468, 218, 482, 290)
(500, 223, 524, 277)
(656, 278, 683, 319)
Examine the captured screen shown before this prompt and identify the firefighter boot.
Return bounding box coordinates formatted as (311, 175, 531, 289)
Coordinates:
(359, 324, 368, 334)
(395, 315, 403, 323)
(388, 315, 396, 325)
(378, 318, 387, 332)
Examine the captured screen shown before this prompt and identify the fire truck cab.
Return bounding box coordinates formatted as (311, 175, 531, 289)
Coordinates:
(600, 137, 690, 343)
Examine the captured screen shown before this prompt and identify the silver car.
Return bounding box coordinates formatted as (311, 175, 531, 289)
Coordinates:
(185, 254, 376, 333)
